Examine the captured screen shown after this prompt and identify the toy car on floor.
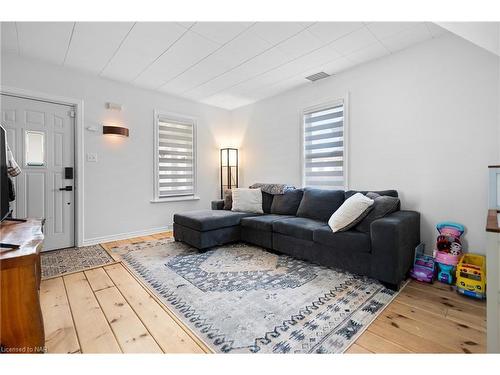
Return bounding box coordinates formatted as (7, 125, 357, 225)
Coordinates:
(410, 244, 435, 283)
(456, 254, 486, 299)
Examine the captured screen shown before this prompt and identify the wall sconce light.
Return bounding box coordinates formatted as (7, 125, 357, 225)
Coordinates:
(220, 148, 239, 199)
(103, 125, 129, 137)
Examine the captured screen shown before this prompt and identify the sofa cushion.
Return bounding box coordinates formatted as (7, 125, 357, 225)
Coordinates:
(345, 190, 398, 199)
(270, 189, 303, 215)
(241, 214, 293, 231)
(273, 217, 328, 241)
(173, 210, 259, 232)
(262, 191, 274, 214)
(313, 227, 371, 253)
(355, 193, 400, 233)
(296, 188, 345, 222)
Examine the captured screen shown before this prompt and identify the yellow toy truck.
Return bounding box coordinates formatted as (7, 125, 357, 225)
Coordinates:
(455, 254, 486, 300)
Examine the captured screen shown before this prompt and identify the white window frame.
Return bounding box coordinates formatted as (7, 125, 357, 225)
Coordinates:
(300, 94, 349, 190)
(152, 110, 199, 203)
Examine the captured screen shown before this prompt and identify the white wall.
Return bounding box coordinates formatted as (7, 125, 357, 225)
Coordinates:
(232, 34, 499, 254)
(1, 54, 232, 244)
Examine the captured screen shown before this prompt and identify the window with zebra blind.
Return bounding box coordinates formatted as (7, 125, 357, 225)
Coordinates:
(303, 100, 347, 190)
(154, 111, 196, 200)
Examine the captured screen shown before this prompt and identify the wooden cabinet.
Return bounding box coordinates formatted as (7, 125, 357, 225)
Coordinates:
(0, 219, 45, 353)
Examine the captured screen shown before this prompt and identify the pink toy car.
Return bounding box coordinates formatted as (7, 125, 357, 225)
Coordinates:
(410, 244, 435, 283)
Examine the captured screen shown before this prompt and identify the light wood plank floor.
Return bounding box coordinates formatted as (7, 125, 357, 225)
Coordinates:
(40, 232, 486, 354)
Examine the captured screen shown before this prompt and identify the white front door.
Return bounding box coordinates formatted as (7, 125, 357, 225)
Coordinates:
(1, 94, 75, 251)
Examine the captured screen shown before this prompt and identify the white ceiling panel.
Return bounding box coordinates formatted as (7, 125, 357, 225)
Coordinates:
(159, 53, 234, 94)
(16, 22, 74, 65)
(214, 30, 272, 69)
(101, 22, 187, 82)
(308, 22, 364, 44)
(331, 27, 380, 56)
(1, 22, 19, 54)
(346, 43, 388, 65)
(200, 93, 255, 110)
(64, 22, 134, 73)
(380, 23, 432, 53)
(251, 22, 312, 45)
(6, 22, 449, 110)
(190, 22, 253, 44)
(133, 30, 219, 89)
(425, 22, 447, 38)
(277, 30, 325, 60)
(366, 22, 420, 40)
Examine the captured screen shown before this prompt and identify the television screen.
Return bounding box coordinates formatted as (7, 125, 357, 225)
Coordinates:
(0, 124, 11, 221)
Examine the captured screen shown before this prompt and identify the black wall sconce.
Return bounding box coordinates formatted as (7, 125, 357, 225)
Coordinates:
(103, 125, 129, 137)
(220, 148, 238, 198)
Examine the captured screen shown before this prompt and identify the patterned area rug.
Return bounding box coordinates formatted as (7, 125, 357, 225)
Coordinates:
(41, 245, 114, 279)
(109, 239, 400, 354)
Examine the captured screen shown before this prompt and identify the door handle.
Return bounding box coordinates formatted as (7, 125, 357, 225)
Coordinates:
(59, 186, 73, 191)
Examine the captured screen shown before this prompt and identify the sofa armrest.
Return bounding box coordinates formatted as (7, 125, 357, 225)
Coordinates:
(370, 210, 420, 287)
(211, 200, 225, 210)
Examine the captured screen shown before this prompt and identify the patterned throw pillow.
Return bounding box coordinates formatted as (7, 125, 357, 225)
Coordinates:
(223, 189, 232, 210)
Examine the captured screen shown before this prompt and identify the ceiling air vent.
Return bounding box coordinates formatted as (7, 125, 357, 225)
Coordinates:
(305, 71, 330, 82)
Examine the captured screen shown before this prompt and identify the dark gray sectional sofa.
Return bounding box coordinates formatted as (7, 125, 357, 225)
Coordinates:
(173, 188, 420, 289)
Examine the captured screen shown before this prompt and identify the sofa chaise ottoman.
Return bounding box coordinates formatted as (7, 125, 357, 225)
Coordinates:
(173, 188, 420, 289)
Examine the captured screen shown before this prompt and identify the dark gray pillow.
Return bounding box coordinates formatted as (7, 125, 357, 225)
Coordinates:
(262, 191, 274, 214)
(345, 190, 398, 199)
(223, 189, 232, 210)
(355, 192, 400, 232)
(270, 189, 303, 215)
(296, 188, 345, 222)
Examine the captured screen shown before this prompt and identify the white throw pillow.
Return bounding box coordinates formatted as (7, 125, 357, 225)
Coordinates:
(328, 193, 374, 233)
(231, 188, 264, 214)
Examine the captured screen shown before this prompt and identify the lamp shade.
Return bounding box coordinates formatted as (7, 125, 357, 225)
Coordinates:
(103, 125, 129, 137)
(220, 148, 238, 198)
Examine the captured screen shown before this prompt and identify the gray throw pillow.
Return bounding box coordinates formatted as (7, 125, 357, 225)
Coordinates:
(296, 188, 345, 222)
(355, 192, 400, 232)
(223, 189, 232, 210)
(270, 189, 303, 215)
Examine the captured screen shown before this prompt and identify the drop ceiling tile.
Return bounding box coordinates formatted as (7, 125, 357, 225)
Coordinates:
(331, 27, 379, 56)
(1, 22, 19, 54)
(200, 93, 254, 110)
(159, 54, 232, 94)
(251, 22, 311, 45)
(320, 56, 355, 74)
(366, 22, 420, 40)
(17, 22, 74, 65)
(308, 22, 364, 44)
(426, 22, 448, 38)
(277, 29, 325, 60)
(346, 42, 388, 65)
(190, 22, 253, 44)
(381, 23, 432, 53)
(227, 47, 291, 82)
(101, 22, 187, 82)
(133, 30, 219, 89)
(65, 22, 134, 73)
(177, 22, 195, 29)
(215, 30, 272, 68)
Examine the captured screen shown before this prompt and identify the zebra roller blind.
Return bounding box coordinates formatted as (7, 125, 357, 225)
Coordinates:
(156, 114, 195, 198)
(303, 101, 346, 189)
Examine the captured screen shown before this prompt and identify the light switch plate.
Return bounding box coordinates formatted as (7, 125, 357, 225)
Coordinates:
(86, 153, 97, 162)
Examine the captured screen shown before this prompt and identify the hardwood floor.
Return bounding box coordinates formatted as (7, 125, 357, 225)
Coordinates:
(40, 232, 486, 354)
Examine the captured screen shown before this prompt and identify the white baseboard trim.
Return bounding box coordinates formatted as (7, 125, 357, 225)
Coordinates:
(81, 225, 172, 246)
